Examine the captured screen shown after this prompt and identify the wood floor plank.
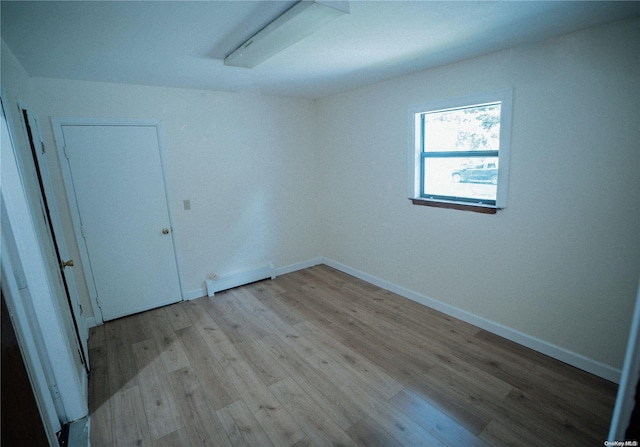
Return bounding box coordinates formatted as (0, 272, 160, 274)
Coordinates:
(161, 302, 193, 332)
(390, 388, 491, 447)
(479, 419, 556, 447)
(345, 417, 403, 447)
(89, 266, 617, 447)
(233, 339, 289, 387)
(257, 334, 366, 431)
(248, 281, 306, 326)
(426, 362, 513, 405)
(528, 363, 615, 424)
(201, 323, 306, 446)
(292, 323, 404, 399)
(167, 367, 232, 447)
(141, 307, 190, 373)
(175, 326, 239, 410)
(270, 377, 358, 447)
(131, 339, 183, 441)
(408, 379, 492, 436)
(291, 437, 318, 447)
(217, 399, 276, 447)
(110, 384, 151, 447)
(472, 386, 594, 447)
(230, 288, 301, 339)
(449, 333, 540, 391)
(501, 388, 605, 446)
(105, 317, 139, 393)
(88, 346, 112, 446)
(89, 396, 112, 446)
(251, 393, 308, 447)
(88, 324, 107, 350)
(207, 289, 241, 316)
(291, 283, 444, 378)
(152, 427, 191, 447)
(123, 311, 152, 345)
(223, 310, 273, 342)
(333, 374, 447, 447)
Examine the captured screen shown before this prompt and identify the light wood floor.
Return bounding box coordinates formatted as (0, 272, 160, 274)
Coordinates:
(88, 265, 617, 446)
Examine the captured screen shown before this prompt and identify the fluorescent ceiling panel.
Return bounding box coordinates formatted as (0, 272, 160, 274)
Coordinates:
(225, 0, 349, 68)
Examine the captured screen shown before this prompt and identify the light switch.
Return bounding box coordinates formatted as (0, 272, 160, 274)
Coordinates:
(183, 199, 191, 210)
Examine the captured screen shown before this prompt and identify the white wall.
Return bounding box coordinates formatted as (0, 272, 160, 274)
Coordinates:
(1, 41, 33, 107)
(316, 18, 640, 371)
(29, 78, 321, 317)
(4, 18, 639, 376)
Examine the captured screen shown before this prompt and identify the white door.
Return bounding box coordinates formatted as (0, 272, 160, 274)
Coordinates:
(58, 123, 182, 321)
(21, 106, 89, 367)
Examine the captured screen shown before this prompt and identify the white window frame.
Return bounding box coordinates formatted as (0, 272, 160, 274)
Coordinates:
(408, 89, 513, 211)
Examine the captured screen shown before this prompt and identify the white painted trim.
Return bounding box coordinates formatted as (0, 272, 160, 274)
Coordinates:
(1, 223, 61, 446)
(1, 223, 61, 445)
(407, 88, 513, 209)
(321, 257, 621, 383)
(102, 296, 184, 321)
(188, 259, 324, 302)
(608, 279, 640, 441)
(2, 93, 62, 441)
(275, 257, 324, 276)
(51, 118, 103, 324)
(207, 263, 276, 296)
(18, 102, 90, 367)
(407, 107, 422, 199)
(2, 103, 88, 423)
(85, 316, 97, 329)
(185, 288, 207, 301)
(89, 254, 621, 382)
(154, 121, 189, 303)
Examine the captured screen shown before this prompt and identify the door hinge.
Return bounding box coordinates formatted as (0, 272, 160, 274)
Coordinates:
(80, 225, 86, 238)
(79, 304, 83, 315)
(14, 269, 28, 290)
(49, 382, 61, 400)
(63, 146, 70, 159)
(40, 141, 46, 154)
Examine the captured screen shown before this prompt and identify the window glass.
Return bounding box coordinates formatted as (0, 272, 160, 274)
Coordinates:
(423, 103, 501, 152)
(423, 157, 498, 203)
(409, 90, 512, 210)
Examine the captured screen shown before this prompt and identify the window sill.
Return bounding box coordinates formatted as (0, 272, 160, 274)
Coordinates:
(410, 198, 498, 214)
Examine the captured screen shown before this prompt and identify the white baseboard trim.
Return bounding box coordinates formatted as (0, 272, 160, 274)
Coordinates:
(206, 263, 276, 297)
(185, 288, 206, 301)
(186, 259, 324, 302)
(321, 257, 621, 383)
(85, 316, 97, 329)
(104, 256, 618, 381)
(275, 257, 324, 276)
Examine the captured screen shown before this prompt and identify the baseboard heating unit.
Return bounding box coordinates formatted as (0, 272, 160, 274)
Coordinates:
(206, 263, 276, 297)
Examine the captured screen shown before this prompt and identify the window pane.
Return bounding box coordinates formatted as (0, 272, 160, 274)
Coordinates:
(423, 103, 501, 152)
(423, 157, 498, 203)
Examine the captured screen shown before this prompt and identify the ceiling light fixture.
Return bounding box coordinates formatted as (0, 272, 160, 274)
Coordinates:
(224, 0, 349, 69)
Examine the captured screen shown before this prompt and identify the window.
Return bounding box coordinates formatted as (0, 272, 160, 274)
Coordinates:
(408, 89, 512, 212)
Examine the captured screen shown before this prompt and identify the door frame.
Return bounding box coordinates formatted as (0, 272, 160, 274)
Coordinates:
(51, 118, 186, 324)
(19, 102, 89, 368)
(2, 95, 87, 431)
(608, 279, 640, 441)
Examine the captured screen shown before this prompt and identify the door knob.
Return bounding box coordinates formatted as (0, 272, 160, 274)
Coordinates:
(162, 228, 170, 235)
(61, 259, 74, 268)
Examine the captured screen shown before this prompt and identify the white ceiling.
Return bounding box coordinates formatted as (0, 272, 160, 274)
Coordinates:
(2, 1, 639, 99)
